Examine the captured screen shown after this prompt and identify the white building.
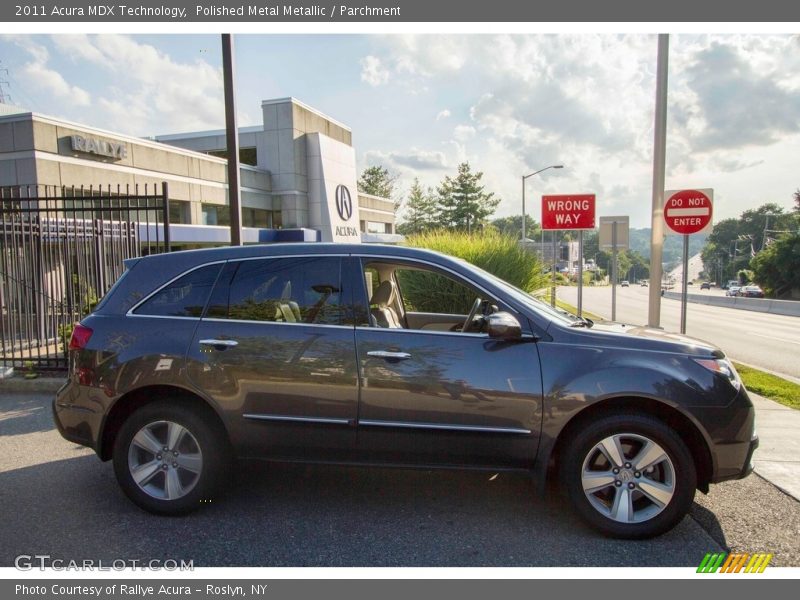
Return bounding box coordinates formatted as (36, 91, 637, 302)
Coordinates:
(0, 97, 398, 246)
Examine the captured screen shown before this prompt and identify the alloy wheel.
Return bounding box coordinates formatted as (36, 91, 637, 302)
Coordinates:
(127, 420, 203, 501)
(580, 433, 676, 524)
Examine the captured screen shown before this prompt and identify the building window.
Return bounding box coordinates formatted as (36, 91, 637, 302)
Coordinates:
(206, 147, 257, 166)
(168, 200, 189, 224)
(241, 208, 283, 228)
(366, 221, 386, 234)
(202, 204, 230, 226)
(384, 223, 393, 234)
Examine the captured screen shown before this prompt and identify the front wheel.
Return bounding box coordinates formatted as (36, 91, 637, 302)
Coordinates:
(113, 401, 229, 515)
(560, 414, 697, 539)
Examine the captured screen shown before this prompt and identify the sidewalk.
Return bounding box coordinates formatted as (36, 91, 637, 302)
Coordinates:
(750, 392, 800, 501)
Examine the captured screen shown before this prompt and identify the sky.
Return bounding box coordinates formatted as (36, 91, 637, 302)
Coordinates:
(1, 33, 798, 228)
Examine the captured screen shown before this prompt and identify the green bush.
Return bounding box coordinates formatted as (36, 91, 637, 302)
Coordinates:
(401, 230, 548, 314)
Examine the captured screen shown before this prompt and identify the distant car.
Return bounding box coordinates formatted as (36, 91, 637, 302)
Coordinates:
(700, 282, 711, 290)
(723, 280, 739, 291)
(620, 280, 629, 287)
(640, 281, 648, 287)
(687, 281, 693, 286)
(740, 285, 765, 298)
(726, 285, 741, 297)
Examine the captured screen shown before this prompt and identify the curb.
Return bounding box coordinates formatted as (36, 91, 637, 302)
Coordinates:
(0, 377, 66, 393)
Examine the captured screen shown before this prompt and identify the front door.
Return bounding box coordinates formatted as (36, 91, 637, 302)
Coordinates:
(186, 256, 358, 461)
(354, 258, 543, 468)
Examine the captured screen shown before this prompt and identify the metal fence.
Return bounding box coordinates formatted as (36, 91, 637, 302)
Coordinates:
(0, 183, 169, 370)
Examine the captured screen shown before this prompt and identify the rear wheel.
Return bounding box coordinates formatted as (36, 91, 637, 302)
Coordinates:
(560, 414, 696, 539)
(113, 401, 229, 515)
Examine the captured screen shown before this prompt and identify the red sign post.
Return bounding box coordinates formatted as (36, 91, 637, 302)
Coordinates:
(541, 194, 596, 230)
(663, 188, 714, 334)
(541, 194, 596, 316)
(664, 189, 713, 235)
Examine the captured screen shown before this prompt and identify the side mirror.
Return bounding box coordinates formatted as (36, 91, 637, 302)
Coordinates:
(485, 312, 522, 341)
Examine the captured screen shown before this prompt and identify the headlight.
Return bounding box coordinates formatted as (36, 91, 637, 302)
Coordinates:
(693, 357, 741, 390)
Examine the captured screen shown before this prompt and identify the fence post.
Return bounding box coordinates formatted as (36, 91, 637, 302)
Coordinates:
(162, 181, 171, 252)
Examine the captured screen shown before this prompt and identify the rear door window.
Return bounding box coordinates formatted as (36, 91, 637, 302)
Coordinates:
(206, 257, 344, 325)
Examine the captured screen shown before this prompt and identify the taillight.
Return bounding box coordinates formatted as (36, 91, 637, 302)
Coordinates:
(69, 323, 93, 350)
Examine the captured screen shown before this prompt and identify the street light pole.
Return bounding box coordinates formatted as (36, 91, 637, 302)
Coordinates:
(521, 165, 563, 242)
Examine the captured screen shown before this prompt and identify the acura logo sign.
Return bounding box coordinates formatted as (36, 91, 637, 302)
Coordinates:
(335, 185, 353, 221)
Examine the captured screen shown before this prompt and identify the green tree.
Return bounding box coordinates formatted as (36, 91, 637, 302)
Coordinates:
(701, 203, 798, 283)
(750, 232, 800, 298)
(436, 162, 500, 232)
(358, 165, 400, 210)
(490, 215, 540, 238)
(794, 189, 800, 212)
(398, 178, 438, 235)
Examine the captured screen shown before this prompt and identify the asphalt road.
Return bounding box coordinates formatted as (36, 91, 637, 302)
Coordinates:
(1, 392, 798, 567)
(558, 285, 800, 380)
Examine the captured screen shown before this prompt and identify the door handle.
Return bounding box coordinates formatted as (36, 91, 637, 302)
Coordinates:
(199, 339, 239, 350)
(367, 350, 411, 360)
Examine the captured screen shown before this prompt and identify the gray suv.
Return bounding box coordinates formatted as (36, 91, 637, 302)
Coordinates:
(54, 243, 757, 539)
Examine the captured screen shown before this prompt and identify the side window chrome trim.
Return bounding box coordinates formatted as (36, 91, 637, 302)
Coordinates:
(126, 260, 227, 317)
(202, 317, 354, 330)
(354, 325, 489, 339)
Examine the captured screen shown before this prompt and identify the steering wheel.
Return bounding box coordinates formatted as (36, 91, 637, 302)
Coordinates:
(462, 297, 483, 333)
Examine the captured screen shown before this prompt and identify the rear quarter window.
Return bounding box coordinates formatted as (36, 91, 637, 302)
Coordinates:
(133, 264, 222, 317)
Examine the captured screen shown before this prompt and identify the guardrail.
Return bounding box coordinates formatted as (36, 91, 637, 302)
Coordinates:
(662, 291, 800, 317)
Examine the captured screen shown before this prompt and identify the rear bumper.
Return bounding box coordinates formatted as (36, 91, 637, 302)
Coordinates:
(52, 379, 103, 453)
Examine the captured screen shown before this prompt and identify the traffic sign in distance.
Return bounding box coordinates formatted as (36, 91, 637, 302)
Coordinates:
(542, 194, 596, 230)
(664, 189, 714, 236)
(599, 216, 630, 249)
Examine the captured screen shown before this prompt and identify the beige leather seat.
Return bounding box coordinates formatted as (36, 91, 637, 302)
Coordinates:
(370, 280, 402, 328)
(277, 281, 301, 323)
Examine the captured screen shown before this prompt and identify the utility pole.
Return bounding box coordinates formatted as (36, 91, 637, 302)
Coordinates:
(222, 34, 243, 246)
(648, 34, 669, 328)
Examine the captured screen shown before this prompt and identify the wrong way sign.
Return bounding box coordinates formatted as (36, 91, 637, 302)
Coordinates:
(663, 189, 714, 236)
(541, 194, 596, 230)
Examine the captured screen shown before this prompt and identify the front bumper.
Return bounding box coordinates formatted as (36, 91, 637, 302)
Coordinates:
(737, 432, 759, 479)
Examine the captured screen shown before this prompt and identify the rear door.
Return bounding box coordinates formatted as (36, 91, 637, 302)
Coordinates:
(186, 255, 359, 461)
(354, 258, 543, 468)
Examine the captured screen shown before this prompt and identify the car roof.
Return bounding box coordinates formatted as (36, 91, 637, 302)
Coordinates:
(125, 243, 453, 269)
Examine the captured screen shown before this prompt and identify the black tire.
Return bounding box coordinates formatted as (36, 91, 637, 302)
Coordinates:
(559, 413, 697, 539)
(112, 400, 229, 515)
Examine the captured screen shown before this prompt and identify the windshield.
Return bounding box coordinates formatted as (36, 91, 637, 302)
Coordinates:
(452, 258, 577, 325)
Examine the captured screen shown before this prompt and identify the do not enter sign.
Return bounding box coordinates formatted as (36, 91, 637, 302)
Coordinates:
(664, 189, 713, 235)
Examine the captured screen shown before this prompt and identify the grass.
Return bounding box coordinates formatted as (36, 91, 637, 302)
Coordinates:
(733, 362, 800, 410)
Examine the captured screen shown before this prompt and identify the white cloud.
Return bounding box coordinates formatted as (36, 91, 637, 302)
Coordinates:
(9, 34, 224, 135)
(359, 55, 389, 87)
(453, 125, 476, 142)
(366, 148, 448, 171)
(9, 37, 90, 107)
(364, 34, 800, 225)
(436, 109, 451, 120)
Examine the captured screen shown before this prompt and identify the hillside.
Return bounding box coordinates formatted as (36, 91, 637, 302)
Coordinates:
(628, 228, 708, 268)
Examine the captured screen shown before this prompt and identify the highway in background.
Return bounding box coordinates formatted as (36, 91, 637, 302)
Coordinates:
(558, 285, 800, 380)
